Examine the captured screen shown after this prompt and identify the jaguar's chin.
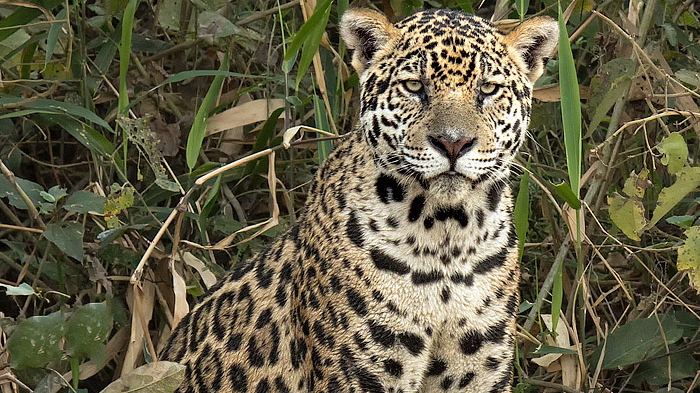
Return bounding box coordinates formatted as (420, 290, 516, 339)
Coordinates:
(427, 171, 471, 195)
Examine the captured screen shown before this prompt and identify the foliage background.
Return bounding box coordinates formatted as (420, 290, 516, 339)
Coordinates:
(0, 0, 699, 391)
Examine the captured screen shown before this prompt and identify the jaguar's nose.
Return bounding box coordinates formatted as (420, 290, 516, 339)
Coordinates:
(428, 135, 476, 168)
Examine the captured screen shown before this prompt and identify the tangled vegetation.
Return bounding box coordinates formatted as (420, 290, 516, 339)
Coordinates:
(0, 0, 699, 391)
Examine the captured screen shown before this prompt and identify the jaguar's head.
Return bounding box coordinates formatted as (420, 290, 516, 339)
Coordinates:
(341, 8, 557, 196)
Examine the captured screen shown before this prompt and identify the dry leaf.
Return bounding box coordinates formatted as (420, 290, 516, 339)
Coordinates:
(181, 252, 217, 289)
(206, 99, 285, 136)
(169, 257, 189, 328)
(532, 315, 580, 389)
(563, 204, 586, 244)
(533, 84, 590, 102)
(122, 276, 156, 376)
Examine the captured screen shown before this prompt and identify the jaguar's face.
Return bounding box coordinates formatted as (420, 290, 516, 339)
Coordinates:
(341, 8, 558, 194)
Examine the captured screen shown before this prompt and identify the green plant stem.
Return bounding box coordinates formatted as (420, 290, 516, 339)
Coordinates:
(524, 378, 583, 393)
(71, 356, 80, 390)
(523, 236, 572, 332)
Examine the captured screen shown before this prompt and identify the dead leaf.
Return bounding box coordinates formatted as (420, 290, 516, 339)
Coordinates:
(563, 204, 586, 244)
(533, 84, 590, 102)
(122, 275, 156, 376)
(169, 257, 189, 328)
(206, 99, 285, 136)
(87, 255, 113, 298)
(100, 361, 185, 393)
(532, 314, 580, 389)
(181, 252, 217, 289)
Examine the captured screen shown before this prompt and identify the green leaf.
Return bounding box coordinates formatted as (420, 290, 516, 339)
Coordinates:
(530, 344, 577, 356)
(7, 312, 65, 369)
(65, 303, 113, 367)
(514, 165, 530, 260)
(0, 96, 114, 132)
(590, 315, 684, 370)
(45, 8, 67, 65)
(0, 0, 63, 42)
(516, 0, 530, 20)
(455, 0, 474, 14)
(551, 261, 563, 333)
(0, 282, 35, 296)
(313, 94, 332, 163)
(658, 132, 688, 174)
(99, 361, 186, 393)
(41, 185, 68, 203)
(666, 215, 695, 229)
(295, 1, 332, 88)
(649, 166, 700, 227)
(284, 0, 333, 62)
(0, 176, 43, 209)
(557, 1, 582, 200)
(43, 222, 85, 261)
(551, 181, 581, 209)
(678, 226, 700, 292)
(118, 0, 139, 115)
(157, 70, 270, 87)
(242, 107, 285, 178)
(633, 351, 699, 385)
(608, 169, 651, 241)
(608, 192, 647, 241)
(186, 56, 229, 171)
(96, 223, 149, 245)
(586, 75, 631, 137)
(283, 0, 333, 87)
(64, 190, 107, 214)
(45, 115, 116, 157)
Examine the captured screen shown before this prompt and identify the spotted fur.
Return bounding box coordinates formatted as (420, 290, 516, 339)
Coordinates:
(161, 8, 557, 393)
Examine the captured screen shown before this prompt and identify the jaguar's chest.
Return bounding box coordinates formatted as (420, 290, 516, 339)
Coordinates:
(344, 187, 517, 328)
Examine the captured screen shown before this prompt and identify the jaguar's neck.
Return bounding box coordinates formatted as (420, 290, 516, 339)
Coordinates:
(301, 131, 516, 274)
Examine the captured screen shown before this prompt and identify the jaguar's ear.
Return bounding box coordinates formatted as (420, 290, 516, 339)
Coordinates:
(503, 17, 558, 83)
(340, 8, 394, 75)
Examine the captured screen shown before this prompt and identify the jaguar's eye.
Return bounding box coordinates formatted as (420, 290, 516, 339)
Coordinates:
(402, 80, 424, 94)
(480, 82, 499, 95)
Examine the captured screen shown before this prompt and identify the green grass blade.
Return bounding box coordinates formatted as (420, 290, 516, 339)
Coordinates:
(313, 94, 332, 163)
(551, 259, 564, 333)
(558, 1, 582, 200)
(45, 8, 66, 66)
(118, 0, 138, 116)
(0, 0, 63, 42)
(283, 0, 333, 63)
(185, 56, 229, 171)
(294, 0, 333, 88)
(514, 162, 530, 262)
(517, 0, 530, 20)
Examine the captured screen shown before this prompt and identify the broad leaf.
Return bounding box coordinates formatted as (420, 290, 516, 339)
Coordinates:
(64, 190, 107, 214)
(43, 221, 85, 261)
(0, 176, 43, 209)
(609, 193, 647, 241)
(7, 312, 65, 369)
(649, 166, 700, 227)
(608, 169, 651, 241)
(591, 315, 683, 370)
(65, 303, 113, 366)
(658, 132, 688, 174)
(678, 226, 700, 292)
(0, 282, 35, 296)
(100, 361, 186, 393)
(633, 351, 699, 385)
(552, 181, 581, 209)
